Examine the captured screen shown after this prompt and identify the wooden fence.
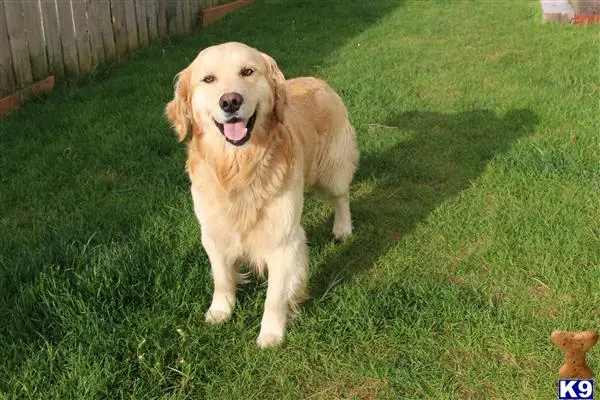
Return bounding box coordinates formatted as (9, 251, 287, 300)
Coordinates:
(0, 0, 229, 98)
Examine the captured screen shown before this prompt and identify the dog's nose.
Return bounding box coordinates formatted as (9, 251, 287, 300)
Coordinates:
(219, 92, 244, 114)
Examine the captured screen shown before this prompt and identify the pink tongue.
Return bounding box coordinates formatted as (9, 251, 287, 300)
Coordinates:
(223, 120, 247, 141)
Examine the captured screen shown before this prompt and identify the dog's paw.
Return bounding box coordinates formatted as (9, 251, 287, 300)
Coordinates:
(256, 333, 283, 348)
(333, 223, 352, 240)
(205, 308, 232, 325)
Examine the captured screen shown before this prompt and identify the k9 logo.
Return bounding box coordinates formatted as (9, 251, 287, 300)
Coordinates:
(559, 379, 594, 400)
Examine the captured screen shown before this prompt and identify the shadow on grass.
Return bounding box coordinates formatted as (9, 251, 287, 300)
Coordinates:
(306, 108, 539, 302)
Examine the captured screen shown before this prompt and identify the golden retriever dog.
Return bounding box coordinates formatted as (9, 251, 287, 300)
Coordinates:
(165, 42, 358, 347)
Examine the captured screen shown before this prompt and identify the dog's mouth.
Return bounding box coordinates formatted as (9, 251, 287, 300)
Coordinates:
(214, 110, 257, 146)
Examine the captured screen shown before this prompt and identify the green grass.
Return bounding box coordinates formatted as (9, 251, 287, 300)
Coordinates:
(1, 0, 599, 398)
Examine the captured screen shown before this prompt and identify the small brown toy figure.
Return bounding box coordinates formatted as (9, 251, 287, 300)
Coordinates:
(551, 330, 598, 379)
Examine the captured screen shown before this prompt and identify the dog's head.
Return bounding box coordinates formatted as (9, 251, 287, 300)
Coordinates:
(165, 42, 286, 146)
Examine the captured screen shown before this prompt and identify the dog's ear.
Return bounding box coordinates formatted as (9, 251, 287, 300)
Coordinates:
(261, 52, 287, 123)
(165, 67, 194, 142)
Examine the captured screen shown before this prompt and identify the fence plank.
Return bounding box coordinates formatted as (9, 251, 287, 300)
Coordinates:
(87, 0, 105, 66)
(190, 0, 197, 23)
(178, 1, 186, 34)
(111, 0, 129, 57)
(134, 0, 149, 46)
(4, 0, 33, 88)
(40, 0, 64, 79)
(146, 0, 158, 42)
(194, 0, 203, 27)
(22, 1, 48, 81)
(190, 0, 198, 31)
(71, 0, 93, 72)
(157, 0, 167, 38)
(56, 0, 79, 75)
(0, 0, 15, 97)
(166, 0, 177, 36)
(189, 0, 198, 29)
(96, 0, 115, 60)
(182, 0, 191, 33)
(124, 0, 139, 49)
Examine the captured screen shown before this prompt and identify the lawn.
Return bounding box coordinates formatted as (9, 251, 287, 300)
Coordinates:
(1, 0, 599, 398)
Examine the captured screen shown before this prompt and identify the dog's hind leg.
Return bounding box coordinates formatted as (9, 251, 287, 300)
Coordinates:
(332, 193, 353, 240)
(317, 124, 359, 240)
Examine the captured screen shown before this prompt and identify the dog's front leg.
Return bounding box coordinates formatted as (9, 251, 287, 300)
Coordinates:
(202, 234, 237, 324)
(257, 228, 308, 348)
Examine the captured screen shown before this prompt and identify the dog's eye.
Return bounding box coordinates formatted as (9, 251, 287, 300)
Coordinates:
(202, 75, 215, 83)
(241, 68, 255, 77)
